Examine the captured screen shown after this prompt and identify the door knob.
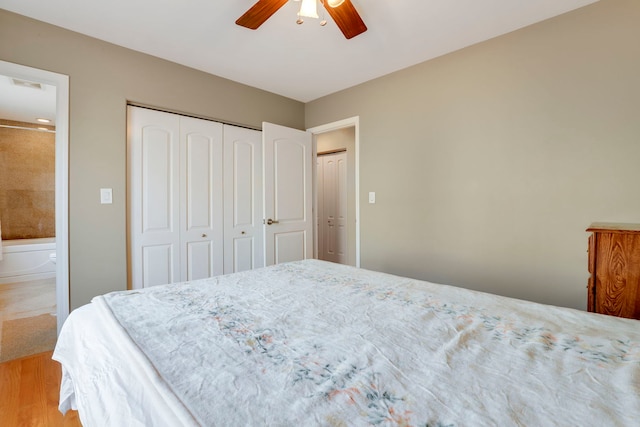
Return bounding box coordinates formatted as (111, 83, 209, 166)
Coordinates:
(266, 218, 279, 225)
(202, 233, 207, 237)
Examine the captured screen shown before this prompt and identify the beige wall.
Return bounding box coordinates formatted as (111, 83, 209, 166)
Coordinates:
(0, 120, 56, 239)
(0, 9, 305, 308)
(316, 127, 357, 266)
(306, 0, 640, 310)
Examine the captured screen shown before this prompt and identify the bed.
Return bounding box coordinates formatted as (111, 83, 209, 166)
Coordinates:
(53, 259, 640, 426)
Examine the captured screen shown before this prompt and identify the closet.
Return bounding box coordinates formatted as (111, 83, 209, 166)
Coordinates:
(128, 107, 312, 289)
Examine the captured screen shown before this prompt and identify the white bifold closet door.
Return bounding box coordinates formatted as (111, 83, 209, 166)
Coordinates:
(180, 115, 224, 281)
(223, 125, 263, 273)
(129, 107, 224, 288)
(129, 107, 312, 289)
(129, 107, 262, 289)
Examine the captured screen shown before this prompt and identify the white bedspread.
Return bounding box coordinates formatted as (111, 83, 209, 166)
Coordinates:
(54, 260, 640, 426)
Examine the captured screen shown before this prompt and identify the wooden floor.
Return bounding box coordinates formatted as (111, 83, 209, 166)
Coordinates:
(0, 350, 81, 426)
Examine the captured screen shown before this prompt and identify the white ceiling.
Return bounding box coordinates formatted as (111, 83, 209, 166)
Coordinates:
(0, 75, 56, 125)
(0, 0, 597, 120)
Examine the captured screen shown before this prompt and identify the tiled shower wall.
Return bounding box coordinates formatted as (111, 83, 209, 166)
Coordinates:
(0, 119, 55, 240)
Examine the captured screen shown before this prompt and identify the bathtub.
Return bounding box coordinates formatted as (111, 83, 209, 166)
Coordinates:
(0, 237, 56, 284)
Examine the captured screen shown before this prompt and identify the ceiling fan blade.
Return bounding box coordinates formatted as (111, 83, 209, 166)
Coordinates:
(323, 0, 367, 39)
(236, 0, 289, 30)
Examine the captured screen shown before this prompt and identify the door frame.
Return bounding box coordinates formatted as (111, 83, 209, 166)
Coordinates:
(0, 60, 70, 334)
(307, 117, 360, 268)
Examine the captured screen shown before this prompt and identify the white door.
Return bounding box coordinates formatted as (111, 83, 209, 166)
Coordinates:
(318, 152, 348, 264)
(263, 122, 313, 266)
(179, 117, 224, 281)
(129, 107, 224, 288)
(129, 107, 181, 288)
(223, 125, 264, 273)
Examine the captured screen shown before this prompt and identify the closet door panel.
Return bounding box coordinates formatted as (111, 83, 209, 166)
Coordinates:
(324, 156, 337, 261)
(233, 238, 254, 273)
(274, 231, 305, 264)
(223, 125, 263, 273)
(129, 107, 181, 289)
(317, 152, 348, 264)
(186, 134, 213, 228)
(142, 128, 174, 232)
(186, 241, 212, 280)
(142, 244, 174, 287)
(180, 117, 224, 281)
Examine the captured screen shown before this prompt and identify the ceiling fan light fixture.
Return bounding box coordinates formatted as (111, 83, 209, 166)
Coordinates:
(298, 0, 319, 19)
(236, 0, 367, 39)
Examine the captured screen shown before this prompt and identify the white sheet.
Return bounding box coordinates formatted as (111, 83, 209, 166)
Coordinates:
(53, 298, 198, 426)
(54, 260, 640, 426)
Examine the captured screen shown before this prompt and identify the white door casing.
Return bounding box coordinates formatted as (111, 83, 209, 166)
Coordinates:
(0, 60, 70, 334)
(308, 117, 360, 268)
(263, 122, 313, 266)
(223, 125, 263, 273)
(179, 117, 224, 281)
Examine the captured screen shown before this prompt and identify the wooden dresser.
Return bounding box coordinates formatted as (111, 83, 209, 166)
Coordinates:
(587, 222, 640, 320)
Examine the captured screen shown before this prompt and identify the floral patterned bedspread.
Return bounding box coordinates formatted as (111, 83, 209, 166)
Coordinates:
(93, 260, 640, 426)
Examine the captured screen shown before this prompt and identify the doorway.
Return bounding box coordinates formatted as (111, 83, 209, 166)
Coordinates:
(0, 61, 69, 361)
(309, 117, 360, 267)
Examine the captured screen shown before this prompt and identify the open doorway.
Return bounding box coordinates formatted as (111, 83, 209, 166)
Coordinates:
(0, 60, 69, 361)
(309, 117, 360, 268)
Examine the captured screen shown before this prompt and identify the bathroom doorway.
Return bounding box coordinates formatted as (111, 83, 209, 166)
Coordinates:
(0, 60, 69, 361)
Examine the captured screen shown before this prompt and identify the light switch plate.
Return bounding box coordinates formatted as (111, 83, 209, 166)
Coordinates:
(368, 192, 376, 204)
(100, 188, 113, 204)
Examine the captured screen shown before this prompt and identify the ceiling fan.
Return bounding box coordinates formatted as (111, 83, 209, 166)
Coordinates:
(236, 0, 367, 40)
